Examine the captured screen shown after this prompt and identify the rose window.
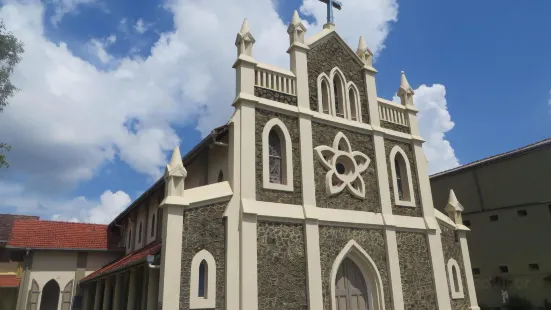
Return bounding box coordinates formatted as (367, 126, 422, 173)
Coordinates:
(314, 132, 370, 199)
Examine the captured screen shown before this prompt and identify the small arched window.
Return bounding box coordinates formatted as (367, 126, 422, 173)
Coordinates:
(150, 214, 156, 237)
(127, 229, 132, 247)
(389, 146, 416, 207)
(217, 170, 224, 182)
(262, 118, 294, 192)
(268, 130, 283, 184)
(321, 80, 330, 114)
(333, 75, 345, 118)
(190, 250, 216, 309)
(447, 258, 465, 299)
(138, 222, 143, 243)
(349, 88, 357, 120)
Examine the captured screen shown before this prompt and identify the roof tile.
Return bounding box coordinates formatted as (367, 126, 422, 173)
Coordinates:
(0, 275, 21, 287)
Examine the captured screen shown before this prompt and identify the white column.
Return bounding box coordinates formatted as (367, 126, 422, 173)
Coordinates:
(427, 229, 452, 310)
(146, 268, 160, 310)
(363, 67, 380, 127)
(372, 133, 392, 215)
(93, 280, 103, 310)
(412, 141, 435, 218)
(384, 228, 405, 310)
(458, 231, 480, 310)
(238, 102, 256, 200)
(288, 44, 310, 110)
(112, 273, 123, 310)
(304, 219, 323, 310)
(240, 213, 258, 310)
(126, 270, 137, 310)
(101, 277, 113, 310)
(158, 205, 184, 310)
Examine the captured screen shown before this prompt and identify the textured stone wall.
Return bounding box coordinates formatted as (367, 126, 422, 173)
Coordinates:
(180, 203, 226, 310)
(396, 232, 437, 310)
(384, 139, 423, 217)
(307, 35, 370, 124)
(255, 87, 298, 106)
(380, 121, 410, 134)
(257, 221, 307, 310)
(318, 226, 392, 310)
(255, 109, 303, 204)
(439, 221, 471, 310)
(312, 122, 380, 212)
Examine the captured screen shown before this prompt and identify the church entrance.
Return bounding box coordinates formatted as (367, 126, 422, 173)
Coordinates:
(40, 279, 60, 310)
(335, 258, 369, 310)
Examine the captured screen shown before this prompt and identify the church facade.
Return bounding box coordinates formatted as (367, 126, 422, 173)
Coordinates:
(16, 9, 480, 310)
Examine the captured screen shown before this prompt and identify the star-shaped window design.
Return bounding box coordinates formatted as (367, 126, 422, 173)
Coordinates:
(314, 132, 371, 199)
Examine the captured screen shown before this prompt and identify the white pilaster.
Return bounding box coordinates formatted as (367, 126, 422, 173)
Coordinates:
(412, 142, 435, 218)
(112, 274, 123, 310)
(458, 231, 480, 310)
(158, 205, 184, 310)
(146, 268, 159, 310)
(239, 103, 256, 200)
(372, 132, 392, 215)
(240, 212, 258, 310)
(304, 219, 323, 310)
(287, 11, 309, 110)
(427, 229, 452, 310)
(93, 280, 103, 310)
(363, 68, 380, 127)
(126, 270, 137, 310)
(384, 228, 405, 310)
(101, 276, 113, 310)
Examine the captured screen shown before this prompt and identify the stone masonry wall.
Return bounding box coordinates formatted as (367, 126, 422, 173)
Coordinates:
(318, 226, 392, 310)
(380, 120, 410, 134)
(180, 203, 226, 310)
(255, 108, 302, 205)
(396, 232, 437, 310)
(307, 35, 370, 124)
(312, 122, 380, 212)
(255, 87, 298, 106)
(439, 221, 470, 310)
(384, 139, 423, 217)
(257, 221, 307, 310)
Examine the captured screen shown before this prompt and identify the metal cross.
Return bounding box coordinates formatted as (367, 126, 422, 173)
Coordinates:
(319, 0, 342, 24)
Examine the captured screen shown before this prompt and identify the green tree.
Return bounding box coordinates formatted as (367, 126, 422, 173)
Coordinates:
(0, 20, 24, 168)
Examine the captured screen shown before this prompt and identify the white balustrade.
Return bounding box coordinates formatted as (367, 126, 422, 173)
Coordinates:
(378, 99, 409, 127)
(254, 63, 297, 96)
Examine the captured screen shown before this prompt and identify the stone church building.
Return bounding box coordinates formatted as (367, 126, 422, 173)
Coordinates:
(13, 9, 480, 310)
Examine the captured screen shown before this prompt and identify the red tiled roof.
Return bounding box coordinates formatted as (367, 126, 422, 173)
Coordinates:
(81, 241, 161, 283)
(0, 214, 40, 242)
(7, 219, 111, 250)
(0, 275, 21, 287)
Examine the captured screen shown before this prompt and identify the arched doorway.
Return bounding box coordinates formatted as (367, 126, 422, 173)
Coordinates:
(40, 279, 60, 310)
(335, 258, 369, 310)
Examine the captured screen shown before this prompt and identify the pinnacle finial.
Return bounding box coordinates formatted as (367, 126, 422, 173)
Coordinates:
(398, 71, 414, 100)
(239, 18, 250, 35)
(291, 10, 301, 25)
(357, 36, 368, 52)
(447, 189, 464, 212)
(168, 146, 182, 168)
(400, 71, 411, 90)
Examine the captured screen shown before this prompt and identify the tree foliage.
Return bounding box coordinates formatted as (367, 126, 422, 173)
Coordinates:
(0, 20, 24, 168)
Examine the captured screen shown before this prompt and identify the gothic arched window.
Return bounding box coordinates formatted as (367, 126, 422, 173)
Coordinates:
(138, 222, 143, 243)
(217, 170, 224, 182)
(322, 80, 331, 114)
(333, 75, 345, 118)
(262, 119, 294, 191)
(150, 214, 156, 237)
(268, 130, 283, 184)
(447, 258, 465, 299)
(389, 146, 416, 207)
(190, 250, 216, 309)
(347, 83, 361, 121)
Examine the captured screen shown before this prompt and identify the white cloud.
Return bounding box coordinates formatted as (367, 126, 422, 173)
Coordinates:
(0, 0, 401, 220)
(87, 35, 116, 64)
(50, 0, 96, 26)
(134, 18, 150, 34)
(394, 84, 460, 174)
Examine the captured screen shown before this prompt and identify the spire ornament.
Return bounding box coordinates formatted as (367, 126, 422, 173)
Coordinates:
(445, 189, 464, 225)
(288, 10, 307, 45)
(235, 18, 255, 57)
(397, 71, 415, 106)
(356, 36, 373, 66)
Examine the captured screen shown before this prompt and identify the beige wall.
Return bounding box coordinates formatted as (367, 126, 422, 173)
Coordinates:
(0, 261, 20, 275)
(146, 200, 159, 245)
(430, 145, 551, 308)
(85, 252, 121, 277)
(134, 205, 147, 251)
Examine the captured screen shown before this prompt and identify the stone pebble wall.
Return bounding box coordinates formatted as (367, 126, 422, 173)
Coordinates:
(255, 109, 303, 205)
(312, 122, 380, 212)
(257, 221, 308, 310)
(318, 226, 392, 310)
(180, 203, 226, 310)
(439, 222, 471, 310)
(384, 139, 423, 217)
(396, 232, 437, 310)
(307, 35, 370, 124)
(380, 120, 410, 134)
(254, 87, 298, 106)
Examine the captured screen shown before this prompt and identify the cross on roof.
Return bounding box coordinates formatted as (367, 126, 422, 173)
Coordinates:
(318, 0, 342, 24)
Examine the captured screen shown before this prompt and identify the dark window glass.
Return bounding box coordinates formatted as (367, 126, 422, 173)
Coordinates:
(395, 157, 404, 200)
(198, 260, 207, 297)
(517, 209, 527, 217)
(499, 265, 508, 273)
(529, 263, 539, 271)
(138, 223, 142, 243)
(463, 220, 471, 227)
(472, 268, 480, 275)
(489, 215, 499, 222)
(268, 130, 283, 184)
(151, 215, 156, 237)
(217, 170, 224, 182)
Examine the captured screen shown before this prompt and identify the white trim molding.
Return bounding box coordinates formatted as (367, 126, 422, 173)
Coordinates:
(447, 258, 465, 299)
(389, 145, 416, 207)
(262, 118, 294, 192)
(314, 132, 370, 199)
(317, 73, 332, 115)
(190, 250, 216, 309)
(330, 240, 386, 310)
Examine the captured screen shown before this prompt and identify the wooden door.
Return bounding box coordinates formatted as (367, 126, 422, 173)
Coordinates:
(335, 258, 368, 310)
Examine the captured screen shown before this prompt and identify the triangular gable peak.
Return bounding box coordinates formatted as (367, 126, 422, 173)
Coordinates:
(306, 29, 366, 69)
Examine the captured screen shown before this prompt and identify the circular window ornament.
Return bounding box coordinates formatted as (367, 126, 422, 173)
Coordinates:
(314, 132, 371, 199)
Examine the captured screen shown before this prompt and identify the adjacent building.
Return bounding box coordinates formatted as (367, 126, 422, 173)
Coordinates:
(430, 138, 551, 308)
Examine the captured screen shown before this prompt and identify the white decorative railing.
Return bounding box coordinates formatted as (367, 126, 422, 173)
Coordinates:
(378, 98, 409, 127)
(254, 63, 297, 96)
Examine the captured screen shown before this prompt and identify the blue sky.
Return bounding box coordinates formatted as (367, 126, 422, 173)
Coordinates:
(0, 0, 549, 222)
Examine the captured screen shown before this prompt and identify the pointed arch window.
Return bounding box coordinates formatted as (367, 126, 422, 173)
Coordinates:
(190, 250, 216, 309)
(347, 82, 361, 122)
(317, 73, 332, 115)
(127, 229, 132, 247)
(217, 170, 224, 182)
(389, 146, 416, 207)
(447, 258, 465, 299)
(333, 74, 345, 118)
(150, 214, 156, 237)
(138, 222, 143, 244)
(262, 118, 294, 191)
